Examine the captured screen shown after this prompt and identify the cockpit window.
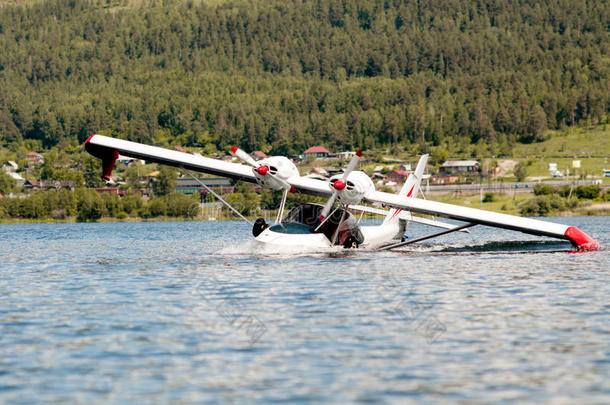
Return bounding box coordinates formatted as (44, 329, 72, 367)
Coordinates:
(283, 203, 323, 227)
(279, 203, 364, 247)
(268, 223, 314, 234)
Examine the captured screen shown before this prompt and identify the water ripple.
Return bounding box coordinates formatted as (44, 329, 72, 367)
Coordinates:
(0, 218, 608, 403)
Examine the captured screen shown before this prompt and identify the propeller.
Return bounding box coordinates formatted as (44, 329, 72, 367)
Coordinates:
(319, 150, 362, 220)
(230, 146, 257, 167)
(230, 146, 294, 191)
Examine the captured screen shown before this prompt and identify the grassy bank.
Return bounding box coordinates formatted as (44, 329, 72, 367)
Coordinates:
(429, 191, 530, 216)
(512, 126, 610, 184)
(427, 189, 610, 217)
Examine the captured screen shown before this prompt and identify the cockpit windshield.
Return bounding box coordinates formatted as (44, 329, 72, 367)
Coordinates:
(283, 203, 324, 227)
(270, 203, 364, 247)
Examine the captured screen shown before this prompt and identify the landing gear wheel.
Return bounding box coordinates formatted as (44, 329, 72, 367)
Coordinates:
(343, 236, 359, 249)
(252, 218, 269, 237)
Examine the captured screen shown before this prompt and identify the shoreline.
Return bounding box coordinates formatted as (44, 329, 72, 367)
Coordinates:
(1, 207, 608, 225)
(2, 190, 608, 225)
(0, 216, 236, 224)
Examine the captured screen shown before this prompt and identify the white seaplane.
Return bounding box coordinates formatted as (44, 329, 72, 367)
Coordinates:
(84, 135, 600, 252)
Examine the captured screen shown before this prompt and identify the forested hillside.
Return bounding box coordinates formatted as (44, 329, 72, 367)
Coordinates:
(0, 0, 608, 156)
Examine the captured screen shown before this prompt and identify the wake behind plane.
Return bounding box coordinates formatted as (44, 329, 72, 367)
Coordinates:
(85, 135, 600, 252)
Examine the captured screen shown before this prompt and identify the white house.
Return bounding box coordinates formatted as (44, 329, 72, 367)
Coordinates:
(8, 172, 25, 186)
(2, 161, 18, 172)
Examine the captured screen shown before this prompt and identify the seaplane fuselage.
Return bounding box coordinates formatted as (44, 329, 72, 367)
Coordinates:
(253, 203, 403, 249)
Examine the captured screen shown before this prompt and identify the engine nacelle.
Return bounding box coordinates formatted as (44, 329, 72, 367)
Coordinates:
(253, 156, 299, 190)
(329, 171, 375, 205)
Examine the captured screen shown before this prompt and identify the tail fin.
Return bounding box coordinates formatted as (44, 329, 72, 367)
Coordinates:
(383, 154, 429, 224)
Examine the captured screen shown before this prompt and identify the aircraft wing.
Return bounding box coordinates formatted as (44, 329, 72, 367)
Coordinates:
(85, 134, 335, 196)
(85, 134, 257, 183)
(363, 191, 600, 251)
(85, 135, 332, 197)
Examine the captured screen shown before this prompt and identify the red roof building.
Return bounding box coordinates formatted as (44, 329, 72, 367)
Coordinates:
(385, 170, 410, 183)
(303, 146, 330, 158)
(251, 151, 269, 160)
(25, 152, 44, 164)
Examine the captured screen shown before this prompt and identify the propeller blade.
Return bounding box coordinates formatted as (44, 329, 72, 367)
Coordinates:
(230, 146, 258, 167)
(341, 150, 362, 180)
(274, 176, 293, 191)
(320, 191, 337, 220)
(319, 150, 362, 220)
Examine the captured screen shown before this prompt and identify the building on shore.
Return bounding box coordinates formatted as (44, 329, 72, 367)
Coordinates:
(25, 152, 44, 165)
(24, 179, 76, 191)
(251, 151, 269, 161)
(7, 172, 25, 187)
(2, 161, 18, 172)
(175, 177, 234, 195)
(302, 146, 331, 159)
(385, 170, 411, 184)
(439, 160, 480, 175)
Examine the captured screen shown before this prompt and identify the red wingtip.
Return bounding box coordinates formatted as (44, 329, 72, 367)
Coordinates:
(356, 149, 363, 157)
(101, 149, 119, 182)
(84, 135, 118, 181)
(564, 226, 600, 251)
(230, 146, 238, 154)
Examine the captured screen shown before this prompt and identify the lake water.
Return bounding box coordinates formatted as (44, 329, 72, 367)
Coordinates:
(0, 217, 608, 404)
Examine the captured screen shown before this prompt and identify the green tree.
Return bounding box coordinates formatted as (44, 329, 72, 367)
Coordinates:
(166, 193, 198, 217)
(152, 166, 177, 196)
(519, 195, 566, 216)
(523, 105, 548, 143)
(41, 189, 60, 217)
(0, 172, 15, 194)
(148, 196, 168, 217)
(514, 162, 528, 182)
(76, 189, 105, 222)
(533, 183, 556, 196)
(101, 192, 123, 217)
(123, 162, 145, 189)
(122, 191, 144, 215)
(0, 0, 608, 157)
(575, 185, 601, 200)
(0, 196, 20, 218)
(20, 192, 49, 219)
(224, 192, 259, 217)
(57, 189, 77, 218)
(482, 192, 497, 203)
(77, 153, 106, 188)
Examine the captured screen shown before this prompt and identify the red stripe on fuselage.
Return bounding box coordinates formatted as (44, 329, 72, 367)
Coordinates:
(389, 185, 416, 220)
